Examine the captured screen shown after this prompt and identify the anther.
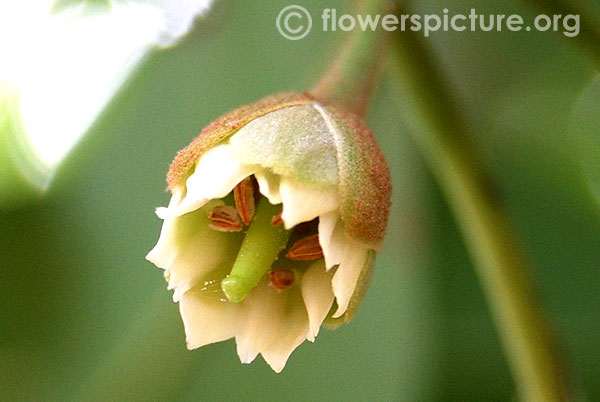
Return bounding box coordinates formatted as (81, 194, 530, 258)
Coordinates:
(269, 269, 295, 290)
(285, 234, 324, 261)
(234, 177, 256, 225)
(209, 205, 243, 232)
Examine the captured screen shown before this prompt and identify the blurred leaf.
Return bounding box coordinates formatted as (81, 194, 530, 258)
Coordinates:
(523, 0, 600, 65)
(0, 0, 213, 204)
(572, 76, 600, 203)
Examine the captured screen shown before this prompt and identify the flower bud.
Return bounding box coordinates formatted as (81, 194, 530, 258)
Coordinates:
(146, 92, 391, 372)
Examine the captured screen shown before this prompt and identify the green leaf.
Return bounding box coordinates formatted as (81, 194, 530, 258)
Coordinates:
(572, 76, 600, 201)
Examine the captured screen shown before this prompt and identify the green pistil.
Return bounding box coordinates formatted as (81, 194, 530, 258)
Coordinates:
(221, 200, 290, 303)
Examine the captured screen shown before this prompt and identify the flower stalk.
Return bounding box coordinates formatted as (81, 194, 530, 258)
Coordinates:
(311, 0, 393, 117)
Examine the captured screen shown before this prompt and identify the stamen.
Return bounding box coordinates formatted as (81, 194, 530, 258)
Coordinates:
(234, 177, 255, 225)
(209, 206, 243, 232)
(269, 269, 295, 290)
(286, 234, 324, 261)
(221, 200, 291, 303)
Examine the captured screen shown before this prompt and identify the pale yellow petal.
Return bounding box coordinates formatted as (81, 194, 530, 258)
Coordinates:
(146, 188, 185, 268)
(317, 211, 340, 270)
(301, 259, 335, 341)
(160, 144, 257, 218)
(235, 278, 309, 373)
(254, 169, 282, 204)
(279, 178, 339, 229)
(319, 217, 372, 317)
(180, 288, 239, 349)
(331, 243, 369, 318)
(146, 199, 242, 301)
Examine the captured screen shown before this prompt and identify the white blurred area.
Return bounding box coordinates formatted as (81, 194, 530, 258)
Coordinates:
(0, 0, 213, 189)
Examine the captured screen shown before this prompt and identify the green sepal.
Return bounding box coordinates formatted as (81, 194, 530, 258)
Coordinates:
(167, 92, 315, 190)
(227, 104, 339, 188)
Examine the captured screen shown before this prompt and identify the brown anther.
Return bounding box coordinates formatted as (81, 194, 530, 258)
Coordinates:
(269, 269, 295, 290)
(271, 210, 283, 226)
(208, 205, 243, 232)
(234, 177, 255, 225)
(285, 234, 324, 261)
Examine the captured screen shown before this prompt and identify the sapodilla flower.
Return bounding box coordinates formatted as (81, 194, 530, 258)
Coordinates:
(146, 92, 391, 372)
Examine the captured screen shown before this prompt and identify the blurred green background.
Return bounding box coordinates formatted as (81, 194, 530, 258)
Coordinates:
(1, 0, 600, 401)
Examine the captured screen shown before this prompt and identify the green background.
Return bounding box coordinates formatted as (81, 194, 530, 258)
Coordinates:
(1, 0, 600, 400)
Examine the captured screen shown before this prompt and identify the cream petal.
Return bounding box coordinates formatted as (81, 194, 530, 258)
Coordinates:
(235, 278, 309, 373)
(180, 288, 239, 349)
(317, 211, 340, 270)
(234, 279, 283, 365)
(301, 260, 335, 341)
(319, 217, 372, 318)
(146, 188, 185, 268)
(162, 144, 257, 218)
(254, 169, 282, 204)
(146, 199, 243, 301)
(279, 178, 339, 229)
(331, 243, 370, 318)
(261, 327, 307, 373)
(235, 337, 259, 366)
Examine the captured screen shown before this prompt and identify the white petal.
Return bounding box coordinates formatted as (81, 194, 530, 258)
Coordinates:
(254, 169, 282, 204)
(331, 243, 369, 318)
(317, 211, 340, 270)
(301, 260, 335, 341)
(235, 279, 309, 373)
(163, 144, 256, 218)
(180, 288, 239, 349)
(146, 198, 242, 301)
(234, 280, 282, 365)
(146, 188, 185, 267)
(320, 218, 371, 317)
(279, 178, 339, 229)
